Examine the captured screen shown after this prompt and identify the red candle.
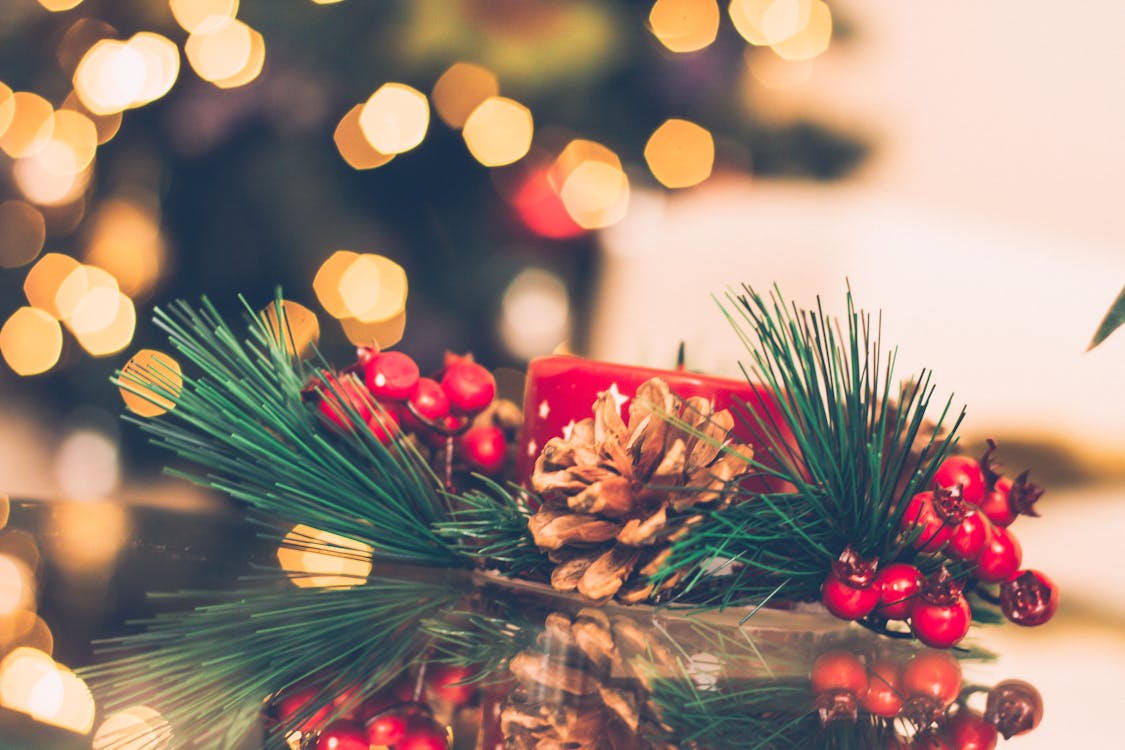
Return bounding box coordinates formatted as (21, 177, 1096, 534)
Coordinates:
(517, 355, 788, 485)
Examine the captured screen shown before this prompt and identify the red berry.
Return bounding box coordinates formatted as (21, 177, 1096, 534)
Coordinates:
(900, 491, 954, 552)
(985, 679, 1043, 738)
(397, 717, 450, 750)
(809, 651, 868, 695)
(409, 377, 451, 422)
(861, 658, 903, 718)
(910, 571, 972, 649)
(425, 664, 477, 705)
(1000, 569, 1058, 626)
(460, 425, 507, 476)
(365, 710, 408, 746)
(947, 509, 993, 562)
(978, 476, 1017, 527)
(441, 361, 496, 414)
(975, 526, 1021, 583)
(364, 351, 420, 401)
(316, 720, 368, 750)
(821, 547, 880, 620)
(314, 373, 373, 431)
(902, 650, 962, 707)
(933, 455, 985, 504)
(875, 563, 924, 620)
(277, 685, 332, 733)
(946, 710, 999, 750)
(366, 408, 401, 445)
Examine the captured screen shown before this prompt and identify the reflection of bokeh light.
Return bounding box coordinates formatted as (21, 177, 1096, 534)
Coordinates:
(23, 253, 81, 317)
(94, 706, 173, 750)
(513, 166, 585, 240)
(170, 0, 239, 34)
(333, 104, 394, 170)
(649, 0, 721, 53)
(36, 110, 97, 177)
(769, 0, 831, 60)
(119, 349, 183, 417)
(38, 0, 86, 10)
(47, 502, 129, 574)
(277, 525, 374, 589)
(35, 666, 95, 734)
(0, 92, 54, 159)
(730, 0, 811, 46)
(338, 254, 408, 322)
(56, 263, 117, 323)
(212, 26, 265, 89)
(499, 268, 570, 359)
(185, 18, 254, 84)
(0, 201, 46, 269)
(54, 430, 120, 501)
(0, 649, 56, 714)
(313, 250, 358, 318)
(74, 40, 145, 115)
(0, 308, 63, 376)
(13, 154, 93, 207)
(260, 299, 320, 359)
(62, 91, 122, 145)
(462, 97, 533, 167)
(359, 83, 430, 155)
(339, 310, 406, 349)
(644, 118, 715, 188)
(83, 198, 167, 298)
(72, 291, 136, 356)
(431, 62, 500, 130)
(0, 555, 34, 616)
(128, 32, 180, 106)
(553, 140, 630, 230)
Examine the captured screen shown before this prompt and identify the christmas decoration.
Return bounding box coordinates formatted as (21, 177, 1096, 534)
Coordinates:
(93, 284, 1060, 747)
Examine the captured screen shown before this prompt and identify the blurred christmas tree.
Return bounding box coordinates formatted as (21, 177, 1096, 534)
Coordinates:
(0, 0, 866, 474)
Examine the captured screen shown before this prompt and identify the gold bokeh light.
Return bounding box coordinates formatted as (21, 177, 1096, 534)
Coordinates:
(62, 92, 122, 145)
(24, 253, 80, 318)
(37, 109, 97, 177)
(432, 62, 500, 129)
(462, 96, 534, 167)
(185, 18, 254, 84)
(72, 290, 136, 357)
(73, 40, 145, 115)
(38, 0, 86, 10)
(0, 649, 56, 714)
(47, 502, 129, 574)
(359, 83, 430, 155)
(730, 0, 811, 46)
(644, 118, 715, 188)
(338, 253, 408, 323)
(13, 155, 93, 207)
(55, 263, 117, 323)
(0, 555, 34, 617)
(277, 524, 374, 589)
(552, 140, 630, 230)
(769, 0, 831, 60)
(170, 0, 239, 34)
(212, 25, 265, 89)
(313, 250, 358, 318)
(0, 83, 15, 139)
(129, 32, 181, 106)
(340, 310, 406, 349)
(93, 706, 173, 750)
(0, 201, 46, 269)
(0, 649, 95, 735)
(0, 92, 54, 159)
(333, 104, 394, 170)
(260, 299, 320, 359)
(0, 307, 63, 376)
(119, 349, 183, 417)
(649, 0, 721, 54)
(83, 197, 167, 298)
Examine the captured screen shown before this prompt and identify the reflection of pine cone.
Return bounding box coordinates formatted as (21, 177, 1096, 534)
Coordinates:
(529, 378, 754, 603)
(501, 609, 675, 750)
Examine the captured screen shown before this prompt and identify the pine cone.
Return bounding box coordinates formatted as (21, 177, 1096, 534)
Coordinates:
(501, 609, 675, 750)
(529, 378, 754, 603)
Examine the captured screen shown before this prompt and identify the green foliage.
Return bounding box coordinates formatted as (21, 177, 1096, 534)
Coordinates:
(1089, 283, 1125, 349)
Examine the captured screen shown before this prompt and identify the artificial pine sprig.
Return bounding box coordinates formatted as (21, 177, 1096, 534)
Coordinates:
(657, 286, 965, 607)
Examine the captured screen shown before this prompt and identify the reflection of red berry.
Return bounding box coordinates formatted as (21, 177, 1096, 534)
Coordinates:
(910, 572, 972, 649)
(809, 651, 868, 695)
(277, 685, 332, 733)
(364, 351, 420, 401)
(315, 373, 372, 431)
(933, 455, 985, 504)
(975, 526, 1022, 583)
(1000, 569, 1058, 626)
(409, 377, 451, 422)
(900, 491, 953, 552)
(902, 650, 962, 707)
(861, 659, 903, 718)
(441, 361, 496, 414)
(460, 426, 507, 476)
(875, 562, 923, 620)
(397, 717, 451, 750)
(985, 679, 1043, 739)
(946, 709, 999, 750)
(316, 720, 368, 750)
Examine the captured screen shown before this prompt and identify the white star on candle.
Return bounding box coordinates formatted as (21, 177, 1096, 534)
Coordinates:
(561, 419, 577, 441)
(605, 382, 629, 412)
(538, 400, 550, 419)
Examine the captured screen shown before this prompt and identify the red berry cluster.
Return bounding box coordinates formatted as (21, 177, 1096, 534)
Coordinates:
(810, 648, 1043, 748)
(271, 664, 477, 750)
(306, 348, 514, 480)
(821, 443, 1058, 648)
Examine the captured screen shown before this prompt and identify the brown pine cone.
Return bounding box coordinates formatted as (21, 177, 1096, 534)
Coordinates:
(528, 378, 754, 603)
